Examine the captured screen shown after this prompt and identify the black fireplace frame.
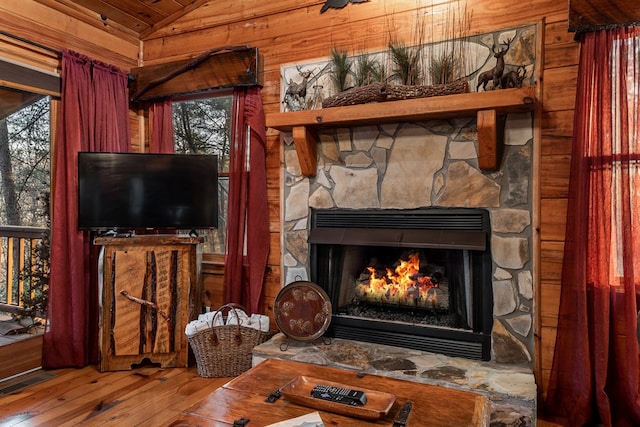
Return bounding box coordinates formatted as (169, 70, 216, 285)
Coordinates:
(310, 208, 493, 360)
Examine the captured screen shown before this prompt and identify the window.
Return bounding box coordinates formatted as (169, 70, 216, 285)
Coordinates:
(0, 89, 50, 227)
(608, 35, 640, 282)
(172, 94, 232, 254)
(0, 85, 52, 310)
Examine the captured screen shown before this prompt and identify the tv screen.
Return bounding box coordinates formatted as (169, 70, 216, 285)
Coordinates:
(77, 152, 218, 231)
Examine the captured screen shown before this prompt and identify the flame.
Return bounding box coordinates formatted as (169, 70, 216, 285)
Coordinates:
(355, 252, 438, 306)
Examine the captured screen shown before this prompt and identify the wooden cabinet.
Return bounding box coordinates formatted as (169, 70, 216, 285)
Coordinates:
(94, 235, 203, 372)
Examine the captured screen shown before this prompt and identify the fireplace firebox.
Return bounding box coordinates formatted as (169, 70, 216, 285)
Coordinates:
(310, 208, 493, 360)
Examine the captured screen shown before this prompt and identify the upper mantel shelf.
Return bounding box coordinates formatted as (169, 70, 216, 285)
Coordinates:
(266, 86, 538, 176)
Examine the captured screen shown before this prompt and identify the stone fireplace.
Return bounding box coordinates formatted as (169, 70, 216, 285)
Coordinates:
(282, 112, 534, 366)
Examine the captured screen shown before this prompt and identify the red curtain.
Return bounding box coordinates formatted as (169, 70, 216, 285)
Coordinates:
(545, 27, 640, 426)
(150, 100, 175, 154)
(43, 50, 130, 368)
(223, 87, 270, 314)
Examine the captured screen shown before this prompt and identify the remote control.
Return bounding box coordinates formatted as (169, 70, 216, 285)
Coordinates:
(310, 384, 367, 406)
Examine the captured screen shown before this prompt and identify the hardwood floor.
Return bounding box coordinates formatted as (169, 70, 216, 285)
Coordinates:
(0, 363, 574, 426)
(0, 364, 231, 426)
(0, 364, 572, 427)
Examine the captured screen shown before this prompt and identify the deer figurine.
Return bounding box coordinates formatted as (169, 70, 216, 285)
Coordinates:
(283, 67, 314, 111)
(476, 37, 514, 91)
(501, 65, 526, 89)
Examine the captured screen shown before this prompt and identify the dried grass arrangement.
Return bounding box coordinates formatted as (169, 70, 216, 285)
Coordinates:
(323, 0, 472, 108)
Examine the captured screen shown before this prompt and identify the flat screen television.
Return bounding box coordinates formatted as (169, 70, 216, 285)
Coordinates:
(77, 152, 218, 231)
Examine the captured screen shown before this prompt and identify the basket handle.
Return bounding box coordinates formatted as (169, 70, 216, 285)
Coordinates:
(210, 303, 246, 346)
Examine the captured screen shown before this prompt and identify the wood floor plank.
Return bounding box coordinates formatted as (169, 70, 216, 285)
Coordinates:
(0, 368, 124, 415)
(10, 369, 175, 426)
(129, 380, 229, 427)
(0, 365, 231, 427)
(65, 369, 203, 425)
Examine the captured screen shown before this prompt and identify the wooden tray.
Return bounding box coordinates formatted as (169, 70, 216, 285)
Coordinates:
(279, 375, 396, 420)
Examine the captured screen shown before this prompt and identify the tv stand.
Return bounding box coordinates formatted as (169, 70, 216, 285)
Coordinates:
(94, 235, 204, 372)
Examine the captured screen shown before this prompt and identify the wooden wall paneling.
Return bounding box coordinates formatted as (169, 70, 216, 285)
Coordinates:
(543, 21, 580, 70)
(34, 0, 144, 38)
(539, 199, 568, 242)
(465, 0, 569, 28)
(267, 232, 281, 267)
(537, 14, 576, 403)
(0, 34, 60, 76)
(541, 66, 578, 112)
(263, 266, 282, 301)
(0, 1, 139, 69)
(141, 1, 423, 61)
(531, 18, 544, 404)
(202, 261, 224, 310)
(142, 0, 567, 67)
(541, 111, 574, 155)
(262, 265, 281, 329)
(128, 109, 144, 152)
(540, 283, 561, 328)
(144, 0, 326, 40)
(267, 202, 281, 234)
(540, 155, 571, 198)
(539, 241, 564, 283)
(265, 142, 283, 183)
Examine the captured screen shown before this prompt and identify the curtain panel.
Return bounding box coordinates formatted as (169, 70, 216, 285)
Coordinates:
(150, 100, 175, 154)
(545, 26, 640, 426)
(223, 86, 269, 314)
(43, 50, 130, 368)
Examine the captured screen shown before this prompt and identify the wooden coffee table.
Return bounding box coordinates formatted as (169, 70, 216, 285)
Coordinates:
(181, 358, 488, 426)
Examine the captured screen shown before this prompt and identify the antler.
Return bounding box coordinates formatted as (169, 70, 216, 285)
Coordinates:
(500, 36, 514, 52)
(492, 37, 514, 56)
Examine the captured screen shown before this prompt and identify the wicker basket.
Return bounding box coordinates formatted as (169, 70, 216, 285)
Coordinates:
(187, 304, 270, 377)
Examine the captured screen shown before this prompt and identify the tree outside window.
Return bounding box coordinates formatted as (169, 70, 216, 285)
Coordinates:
(0, 90, 51, 315)
(172, 94, 232, 254)
(0, 93, 50, 227)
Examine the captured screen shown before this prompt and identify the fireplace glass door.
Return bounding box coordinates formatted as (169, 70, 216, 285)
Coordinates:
(310, 208, 493, 360)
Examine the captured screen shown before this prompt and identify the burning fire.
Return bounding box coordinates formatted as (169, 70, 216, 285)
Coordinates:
(355, 252, 439, 306)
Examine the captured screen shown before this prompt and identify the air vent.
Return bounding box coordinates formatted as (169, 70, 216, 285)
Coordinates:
(311, 208, 489, 231)
(331, 325, 486, 360)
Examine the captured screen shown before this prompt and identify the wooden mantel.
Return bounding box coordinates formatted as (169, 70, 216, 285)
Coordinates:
(266, 86, 538, 176)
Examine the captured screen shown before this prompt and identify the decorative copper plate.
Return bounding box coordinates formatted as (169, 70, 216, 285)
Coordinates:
(274, 281, 331, 342)
(279, 376, 397, 420)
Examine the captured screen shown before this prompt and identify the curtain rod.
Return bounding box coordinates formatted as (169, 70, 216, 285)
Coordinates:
(570, 21, 640, 41)
(0, 30, 62, 57)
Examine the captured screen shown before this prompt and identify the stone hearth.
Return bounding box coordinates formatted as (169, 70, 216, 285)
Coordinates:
(253, 334, 536, 426)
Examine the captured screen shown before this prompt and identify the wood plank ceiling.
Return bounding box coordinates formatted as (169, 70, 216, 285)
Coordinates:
(35, 0, 210, 39)
(569, 0, 640, 32)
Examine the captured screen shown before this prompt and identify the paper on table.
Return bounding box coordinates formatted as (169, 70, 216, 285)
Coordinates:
(264, 411, 325, 427)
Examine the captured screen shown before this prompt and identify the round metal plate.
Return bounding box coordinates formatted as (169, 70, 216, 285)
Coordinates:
(274, 281, 332, 342)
